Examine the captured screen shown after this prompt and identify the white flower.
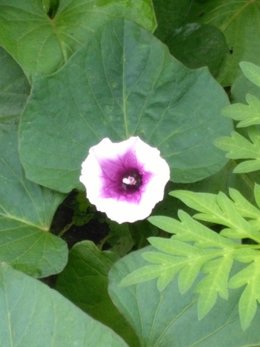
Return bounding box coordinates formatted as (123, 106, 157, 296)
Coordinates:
(80, 136, 170, 224)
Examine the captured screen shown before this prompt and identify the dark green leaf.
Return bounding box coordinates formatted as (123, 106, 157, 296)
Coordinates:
(0, 263, 128, 347)
(188, 0, 260, 86)
(166, 23, 228, 77)
(0, 0, 155, 78)
(19, 19, 232, 192)
(56, 241, 139, 346)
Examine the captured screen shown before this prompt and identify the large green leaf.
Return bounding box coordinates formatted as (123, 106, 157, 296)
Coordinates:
(19, 19, 232, 193)
(0, 263, 128, 347)
(0, 47, 29, 121)
(109, 247, 260, 347)
(0, 0, 155, 78)
(55, 241, 140, 347)
(0, 122, 67, 277)
(0, 48, 67, 277)
(189, 0, 260, 86)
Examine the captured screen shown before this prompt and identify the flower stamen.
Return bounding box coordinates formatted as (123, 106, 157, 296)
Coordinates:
(121, 170, 142, 193)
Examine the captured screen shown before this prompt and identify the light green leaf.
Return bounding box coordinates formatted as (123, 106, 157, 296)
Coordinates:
(55, 241, 139, 347)
(240, 61, 260, 88)
(197, 255, 233, 319)
(229, 257, 260, 330)
(150, 211, 233, 246)
(109, 247, 260, 346)
(0, 0, 155, 78)
(0, 122, 67, 277)
(120, 264, 165, 287)
(171, 189, 260, 242)
(216, 128, 260, 174)
(229, 188, 260, 219)
(231, 73, 260, 103)
(222, 94, 260, 127)
(0, 263, 127, 347)
(189, 0, 260, 86)
(254, 184, 260, 208)
(19, 18, 232, 192)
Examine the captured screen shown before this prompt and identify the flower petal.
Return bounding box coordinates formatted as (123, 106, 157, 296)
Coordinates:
(80, 137, 170, 223)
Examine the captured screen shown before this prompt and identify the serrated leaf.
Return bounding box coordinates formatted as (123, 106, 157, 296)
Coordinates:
(0, 263, 127, 347)
(254, 184, 260, 208)
(171, 189, 260, 242)
(229, 257, 260, 330)
(240, 61, 260, 88)
(222, 94, 260, 128)
(197, 255, 233, 319)
(0, 0, 155, 78)
(120, 265, 165, 287)
(19, 18, 232, 192)
(109, 247, 260, 346)
(216, 129, 260, 174)
(229, 188, 260, 219)
(178, 260, 204, 294)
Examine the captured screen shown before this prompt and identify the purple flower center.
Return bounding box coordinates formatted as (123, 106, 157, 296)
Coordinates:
(99, 150, 152, 203)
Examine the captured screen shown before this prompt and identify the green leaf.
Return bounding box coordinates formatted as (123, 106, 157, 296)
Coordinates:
(153, 0, 193, 41)
(0, 48, 30, 121)
(0, 263, 127, 347)
(166, 23, 228, 77)
(19, 18, 232, 192)
(0, 122, 67, 277)
(0, 48, 67, 277)
(0, 0, 155, 78)
(222, 94, 260, 127)
(216, 128, 260, 174)
(229, 257, 260, 330)
(188, 0, 260, 86)
(196, 256, 233, 319)
(55, 241, 139, 347)
(254, 184, 260, 208)
(170, 189, 260, 242)
(109, 247, 260, 346)
(240, 61, 260, 88)
(153, 0, 229, 76)
(231, 73, 260, 103)
(122, 213, 237, 319)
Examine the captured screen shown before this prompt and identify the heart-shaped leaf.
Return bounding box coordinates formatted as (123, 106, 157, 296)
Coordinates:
(0, 263, 128, 347)
(0, 0, 155, 78)
(19, 19, 232, 193)
(109, 247, 260, 347)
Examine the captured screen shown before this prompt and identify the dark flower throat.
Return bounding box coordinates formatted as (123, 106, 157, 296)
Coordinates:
(121, 169, 142, 193)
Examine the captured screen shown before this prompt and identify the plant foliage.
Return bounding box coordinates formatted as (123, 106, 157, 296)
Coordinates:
(216, 62, 260, 173)
(121, 61, 260, 331)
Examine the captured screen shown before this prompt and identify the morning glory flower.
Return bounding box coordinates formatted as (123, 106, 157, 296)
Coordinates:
(80, 136, 170, 224)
